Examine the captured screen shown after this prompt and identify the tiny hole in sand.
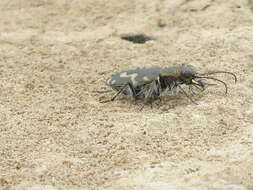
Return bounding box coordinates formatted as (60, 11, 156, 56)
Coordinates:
(120, 34, 154, 44)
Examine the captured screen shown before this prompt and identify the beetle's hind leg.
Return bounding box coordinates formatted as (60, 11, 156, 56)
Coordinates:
(100, 82, 137, 103)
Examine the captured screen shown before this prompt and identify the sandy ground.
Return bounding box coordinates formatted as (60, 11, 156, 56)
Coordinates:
(0, 0, 253, 189)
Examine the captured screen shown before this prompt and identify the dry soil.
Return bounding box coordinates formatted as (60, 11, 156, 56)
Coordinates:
(0, 0, 253, 190)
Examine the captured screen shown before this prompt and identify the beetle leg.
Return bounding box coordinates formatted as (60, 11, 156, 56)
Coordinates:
(143, 79, 161, 103)
(178, 85, 198, 105)
(101, 82, 137, 103)
(100, 83, 129, 103)
(188, 85, 196, 96)
(127, 82, 138, 100)
(188, 82, 204, 95)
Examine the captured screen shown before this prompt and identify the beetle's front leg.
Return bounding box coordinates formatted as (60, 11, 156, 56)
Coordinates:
(178, 85, 198, 105)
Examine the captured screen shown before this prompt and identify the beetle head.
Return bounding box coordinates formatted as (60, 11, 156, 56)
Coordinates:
(179, 65, 197, 84)
(179, 65, 237, 94)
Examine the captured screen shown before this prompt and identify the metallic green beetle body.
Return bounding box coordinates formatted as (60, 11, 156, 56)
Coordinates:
(104, 64, 236, 104)
(107, 65, 196, 87)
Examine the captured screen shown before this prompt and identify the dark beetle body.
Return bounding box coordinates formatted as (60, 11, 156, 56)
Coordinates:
(104, 64, 236, 104)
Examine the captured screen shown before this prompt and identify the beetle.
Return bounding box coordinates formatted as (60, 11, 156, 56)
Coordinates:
(102, 64, 237, 104)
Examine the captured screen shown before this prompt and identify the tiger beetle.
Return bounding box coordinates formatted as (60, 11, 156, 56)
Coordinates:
(101, 64, 237, 105)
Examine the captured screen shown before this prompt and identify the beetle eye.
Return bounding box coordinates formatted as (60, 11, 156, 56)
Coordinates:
(183, 70, 193, 78)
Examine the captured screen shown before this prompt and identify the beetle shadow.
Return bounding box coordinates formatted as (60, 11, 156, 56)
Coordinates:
(97, 88, 206, 111)
(150, 92, 205, 111)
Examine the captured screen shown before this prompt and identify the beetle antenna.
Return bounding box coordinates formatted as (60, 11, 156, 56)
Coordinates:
(195, 76, 228, 94)
(197, 71, 237, 83)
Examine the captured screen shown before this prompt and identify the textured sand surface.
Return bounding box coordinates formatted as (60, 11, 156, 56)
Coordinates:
(0, 0, 253, 189)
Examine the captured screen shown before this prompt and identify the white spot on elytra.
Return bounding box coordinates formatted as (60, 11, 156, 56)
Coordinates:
(143, 76, 150, 81)
(120, 72, 138, 86)
(106, 78, 112, 85)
